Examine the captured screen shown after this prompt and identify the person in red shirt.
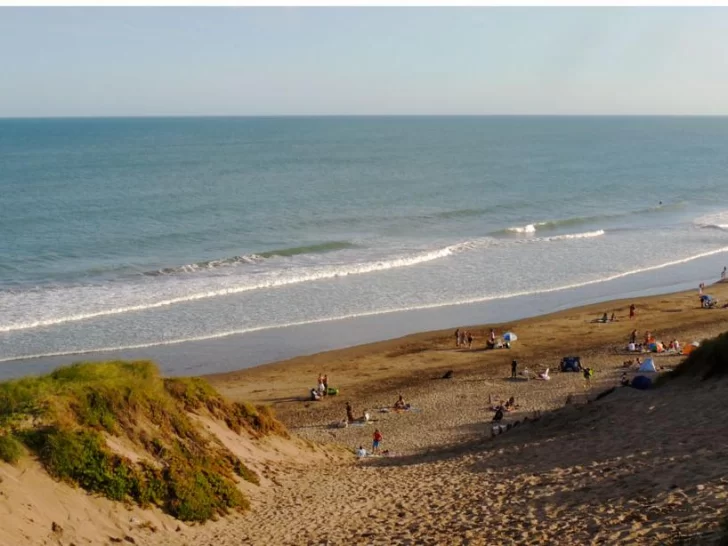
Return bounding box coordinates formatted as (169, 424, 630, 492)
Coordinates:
(372, 429, 383, 453)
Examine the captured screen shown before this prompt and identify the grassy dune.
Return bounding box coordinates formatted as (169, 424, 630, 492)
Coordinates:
(0, 360, 286, 522)
(668, 330, 728, 381)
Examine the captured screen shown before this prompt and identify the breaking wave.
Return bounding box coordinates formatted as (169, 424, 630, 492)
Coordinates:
(147, 241, 359, 276)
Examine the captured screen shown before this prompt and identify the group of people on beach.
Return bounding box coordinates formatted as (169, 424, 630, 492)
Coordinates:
(454, 327, 504, 350)
(357, 428, 383, 457)
(454, 328, 474, 349)
(597, 311, 618, 323)
(626, 329, 682, 353)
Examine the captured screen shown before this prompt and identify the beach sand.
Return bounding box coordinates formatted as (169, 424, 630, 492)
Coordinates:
(3, 282, 728, 545)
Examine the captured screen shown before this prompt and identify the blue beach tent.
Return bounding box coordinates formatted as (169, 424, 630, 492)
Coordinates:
(631, 375, 652, 390)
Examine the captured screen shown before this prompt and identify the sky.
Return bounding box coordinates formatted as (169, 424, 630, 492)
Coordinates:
(2, 8, 728, 116)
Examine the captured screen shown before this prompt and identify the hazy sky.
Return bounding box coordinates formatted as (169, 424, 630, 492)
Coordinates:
(2, 8, 728, 116)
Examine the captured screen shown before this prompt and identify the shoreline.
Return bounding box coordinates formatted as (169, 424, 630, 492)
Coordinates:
(208, 279, 728, 414)
(1, 247, 726, 381)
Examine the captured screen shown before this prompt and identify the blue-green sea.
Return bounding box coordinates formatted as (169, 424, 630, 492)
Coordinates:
(1, 116, 728, 376)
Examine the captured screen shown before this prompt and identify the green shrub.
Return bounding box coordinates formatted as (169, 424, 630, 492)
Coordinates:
(0, 434, 23, 464)
(0, 360, 286, 522)
(33, 428, 134, 501)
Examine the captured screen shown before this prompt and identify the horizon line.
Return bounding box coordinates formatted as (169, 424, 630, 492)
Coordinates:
(3, 113, 728, 120)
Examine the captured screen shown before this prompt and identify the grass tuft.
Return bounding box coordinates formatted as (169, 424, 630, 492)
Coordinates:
(0, 434, 24, 464)
(0, 360, 284, 521)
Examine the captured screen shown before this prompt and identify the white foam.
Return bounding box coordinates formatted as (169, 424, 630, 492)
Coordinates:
(694, 211, 728, 231)
(539, 230, 605, 241)
(507, 224, 536, 234)
(4, 243, 728, 364)
(0, 242, 474, 334)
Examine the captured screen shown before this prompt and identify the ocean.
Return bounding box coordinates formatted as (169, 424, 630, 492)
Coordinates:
(1, 116, 728, 379)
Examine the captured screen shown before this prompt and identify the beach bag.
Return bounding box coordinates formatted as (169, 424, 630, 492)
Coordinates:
(327, 387, 339, 396)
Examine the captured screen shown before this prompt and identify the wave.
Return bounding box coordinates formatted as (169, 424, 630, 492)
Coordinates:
(506, 224, 536, 234)
(5, 243, 728, 365)
(0, 242, 474, 334)
(537, 230, 605, 242)
(694, 211, 728, 232)
(148, 241, 359, 276)
(498, 202, 687, 237)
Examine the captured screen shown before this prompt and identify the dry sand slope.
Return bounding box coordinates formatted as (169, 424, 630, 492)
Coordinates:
(167, 377, 728, 546)
(168, 285, 728, 545)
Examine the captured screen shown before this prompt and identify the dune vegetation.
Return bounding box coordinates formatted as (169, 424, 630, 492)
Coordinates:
(667, 330, 728, 381)
(0, 360, 286, 522)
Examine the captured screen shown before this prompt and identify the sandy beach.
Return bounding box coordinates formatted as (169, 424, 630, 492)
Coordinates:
(180, 280, 728, 545)
(3, 281, 728, 545)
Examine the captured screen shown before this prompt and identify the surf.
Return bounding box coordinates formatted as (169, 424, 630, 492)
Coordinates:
(4, 243, 728, 364)
(0, 241, 474, 334)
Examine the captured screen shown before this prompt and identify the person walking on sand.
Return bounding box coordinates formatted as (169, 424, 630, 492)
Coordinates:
(467, 331, 473, 349)
(372, 429, 383, 454)
(629, 304, 636, 320)
(346, 402, 355, 424)
(454, 328, 460, 347)
(511, 359, 518, 378)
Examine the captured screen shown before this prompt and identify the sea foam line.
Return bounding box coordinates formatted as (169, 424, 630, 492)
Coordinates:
(0, 242, 474, 334)
(3, 244, 728, 364)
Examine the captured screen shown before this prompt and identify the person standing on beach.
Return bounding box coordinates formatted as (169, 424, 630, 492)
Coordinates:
(346, 402, 355, 423)
(372, 429, 383, 454)
(467, 331, 473, 349)
(490, 329, 496, 343)
(454, 328, 460, 347)
(629, 304, 636, 319)
(511, 359, 518, 378)
(323, 374, 329, 395)
(630, 329, 637, 344)
(722, 267, 727, 280)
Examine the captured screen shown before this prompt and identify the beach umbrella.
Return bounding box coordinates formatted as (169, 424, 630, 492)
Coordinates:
(503, 332, 517, 342)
